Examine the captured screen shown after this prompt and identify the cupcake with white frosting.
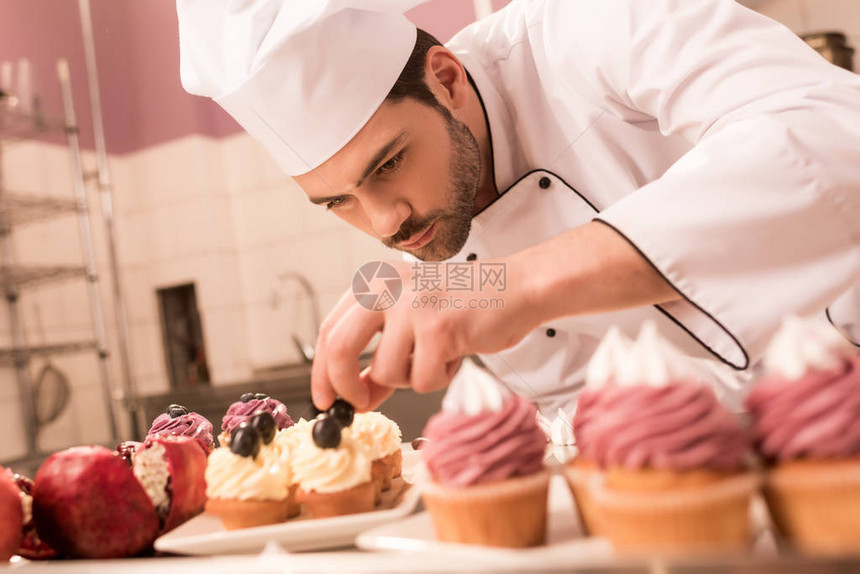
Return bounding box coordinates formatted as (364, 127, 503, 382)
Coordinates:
(349, 411, 402, 503)
(292, 415, 375, 518)
(204, 413, 290, 530)
(275, 417, 314, 449)
(745, 316, 860, 554)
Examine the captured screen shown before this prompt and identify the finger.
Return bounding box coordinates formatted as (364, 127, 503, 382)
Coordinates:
(358, 367, 397, 411)
(310, 341, 336, 411)
(446, 356, 464, 380)
(311, 289, 356, 411)
(369, 318, 414, 388)
(411, 337, 455, 394)
(325, 303, 386, 410)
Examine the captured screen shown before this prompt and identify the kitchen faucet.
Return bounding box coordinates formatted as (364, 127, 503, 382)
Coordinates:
(270, 272, 321, 364)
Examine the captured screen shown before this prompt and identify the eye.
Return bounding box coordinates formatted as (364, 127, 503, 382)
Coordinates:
(376, 149, 405, 175)
(325, 197, 346, 210)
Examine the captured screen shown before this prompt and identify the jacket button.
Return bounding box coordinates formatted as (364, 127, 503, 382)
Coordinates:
(546, 328, 556, 338)
(466, 253, 477, 261)
(539, 177, 551, 189)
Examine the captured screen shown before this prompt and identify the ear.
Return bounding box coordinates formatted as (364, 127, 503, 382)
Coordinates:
(425, 46, 469, 111)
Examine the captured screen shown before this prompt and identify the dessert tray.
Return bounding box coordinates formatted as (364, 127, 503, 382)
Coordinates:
(155, 448, 422, 555)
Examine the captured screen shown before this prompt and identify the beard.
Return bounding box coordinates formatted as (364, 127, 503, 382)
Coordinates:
(382, 109, 481, 262)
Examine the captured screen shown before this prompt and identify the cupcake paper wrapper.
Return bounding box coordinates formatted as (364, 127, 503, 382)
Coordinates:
(764, 459, 860, 554)
(371, 460, 386, 505)
(420, 470, 550, 548)
(372, 450, 402, 501)
(205, 498, 290, 530)
(286, 484, 300, 519)
(563, 460, 603, 537)
(578, 470, 759, 553)
(296, 481, 376, 519)
(384, 449, 403, 479)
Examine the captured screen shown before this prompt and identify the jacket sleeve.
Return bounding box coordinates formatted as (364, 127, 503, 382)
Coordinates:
(541, 0, 860, 368)
(829, 287, 860, 347)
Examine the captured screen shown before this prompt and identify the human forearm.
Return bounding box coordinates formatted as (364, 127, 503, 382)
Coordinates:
(511, 220, 680, 326)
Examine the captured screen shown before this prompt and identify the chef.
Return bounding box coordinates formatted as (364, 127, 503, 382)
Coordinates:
(176, 0, 860, 415)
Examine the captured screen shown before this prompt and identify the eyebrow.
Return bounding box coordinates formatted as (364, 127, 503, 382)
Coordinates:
(308, 130, 408, 206)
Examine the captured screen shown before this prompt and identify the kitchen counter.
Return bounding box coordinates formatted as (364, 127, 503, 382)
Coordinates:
(11, 548, 860, 573)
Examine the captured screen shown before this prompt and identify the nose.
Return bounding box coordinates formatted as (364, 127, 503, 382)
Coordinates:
(363, 194, 410, 239)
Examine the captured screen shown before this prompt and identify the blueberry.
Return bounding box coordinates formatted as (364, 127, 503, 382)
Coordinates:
(249, 411, 276, 444)
(168, 404, 188, 418)
(230, 423, 261, 458)
(240, 393, 254, 403)
(254, 393, 268, 400)
(312, 415, 342, 449)
(327, 398, 354, 427)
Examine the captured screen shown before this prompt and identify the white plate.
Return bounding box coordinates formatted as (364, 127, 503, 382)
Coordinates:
(155, 449, 422, 555)
(355, 474, 615, 570)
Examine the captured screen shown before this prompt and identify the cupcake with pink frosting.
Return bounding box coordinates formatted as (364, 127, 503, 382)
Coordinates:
(219, 393, 293, 446)
(420, 360, 549, 548)
(570, 322, 757, 552)
(147, 404, 215, 453)
(565, 327, 631, 537)
(745, 316, 860, 554)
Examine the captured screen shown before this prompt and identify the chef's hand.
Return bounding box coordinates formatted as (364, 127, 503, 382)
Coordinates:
(310, 258, 537, 411)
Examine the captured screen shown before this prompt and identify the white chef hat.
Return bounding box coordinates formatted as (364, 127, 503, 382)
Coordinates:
(177, 0, 429, 176)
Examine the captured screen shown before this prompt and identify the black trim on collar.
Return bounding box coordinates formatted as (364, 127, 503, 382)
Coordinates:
(465, 63, 599, 219)
(825, 307, 860, 348)
(467, 165, 748, 370)
(592, 218, 751, 371)
(465, 69, 500, 213)
(472, 168, 599, 219)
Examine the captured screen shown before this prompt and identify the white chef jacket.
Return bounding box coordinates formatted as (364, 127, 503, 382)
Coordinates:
(440, 0, 860, 414)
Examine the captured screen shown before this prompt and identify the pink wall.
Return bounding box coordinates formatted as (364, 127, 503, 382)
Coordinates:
(0, 0, 508, 155)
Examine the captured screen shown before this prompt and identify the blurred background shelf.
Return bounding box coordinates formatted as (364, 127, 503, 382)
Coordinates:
(0, 264, 88, 290)
(0, 107, 66, 143)
(0, 193, 78, 227)
(0, 340, 99, 365)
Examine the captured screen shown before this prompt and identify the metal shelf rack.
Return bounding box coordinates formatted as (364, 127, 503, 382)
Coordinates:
(0, 341, 99, 366)
(0, 264, 88, 290)
(0, 193, 78, 227)
(0, 60, 118, 469)
(0, 108, 65, 144)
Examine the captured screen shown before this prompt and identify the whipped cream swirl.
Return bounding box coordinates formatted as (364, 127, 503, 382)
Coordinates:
(291, 431, 371, 494)
(205, 447, 288, 501)
(747, 315, 860, 461)
(442, 359, 512, 415)
(763, 315, 855, 379)
(349, 412, 401, 459)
